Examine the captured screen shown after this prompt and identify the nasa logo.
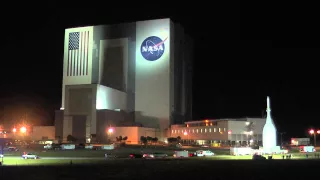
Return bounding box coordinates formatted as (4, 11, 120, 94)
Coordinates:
(141, 36, 167, 61)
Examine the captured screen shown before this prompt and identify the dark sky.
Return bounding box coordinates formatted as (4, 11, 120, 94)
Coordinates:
(1, 4, 320, 139)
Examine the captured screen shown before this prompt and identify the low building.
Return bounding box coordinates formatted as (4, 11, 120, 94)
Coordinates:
(168, 118, 266, 146)
(30, 126, 55, 141)
(106, 127, 162, 144)
(291, 138, 310, 146)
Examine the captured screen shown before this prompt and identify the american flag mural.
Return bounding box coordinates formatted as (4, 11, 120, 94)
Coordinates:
(67, 31, 89, 76)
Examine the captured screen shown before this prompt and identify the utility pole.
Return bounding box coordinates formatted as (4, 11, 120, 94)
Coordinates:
(279, 132, 286, 147)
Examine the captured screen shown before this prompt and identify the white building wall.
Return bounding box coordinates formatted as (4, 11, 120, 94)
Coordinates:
(96, 85, 127, 111)
(61, 26, 94, 110)
(135, 18, 171, 130)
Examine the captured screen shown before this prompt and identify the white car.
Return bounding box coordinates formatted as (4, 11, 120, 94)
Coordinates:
(22, 153, 38, 159)
(0, 154, 3, 158)
(195, 150, 215, 157)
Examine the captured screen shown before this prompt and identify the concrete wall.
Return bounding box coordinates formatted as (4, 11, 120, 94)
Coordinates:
(169, 121, 229, 141)
(96, 85, 127, 111)
(31, 126, 55, 141)
(227, 118, 265, 143)
(61, 26, 94, 109)
(110, 127, 159, 144)
(92, 24, 136, 112)
(54, 110, 64, 139)
(72, 115, 86, 143)
(135, 19, 171, 130)
(64, 84, 97, 139)
(96, 109, 129, 143)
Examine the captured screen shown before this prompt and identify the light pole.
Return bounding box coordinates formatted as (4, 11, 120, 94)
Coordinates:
(309, 129, 320, 147)
(108, 128, 114, 143)
(20, 126, 27, 141)
(183, 131, 188, 145)
(279, 132, 286, 147)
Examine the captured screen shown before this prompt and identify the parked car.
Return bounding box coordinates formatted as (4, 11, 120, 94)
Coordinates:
(195, 150, 215, 157)
(143, 152, 168, 158)
(105, 153, 117, 159)
(22, 153, 39, 159)
(129, 154, 143, 159)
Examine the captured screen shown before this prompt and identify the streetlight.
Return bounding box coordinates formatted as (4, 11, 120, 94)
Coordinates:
(279, 132, 286, 147)
(309, 129, 320, 147)
(20, 127, 27, 133)
(107, 128, 114, 143)
(183, 131, 188, 145)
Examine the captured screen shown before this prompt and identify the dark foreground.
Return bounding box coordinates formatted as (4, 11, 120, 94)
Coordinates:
(1, 159, 319, 180)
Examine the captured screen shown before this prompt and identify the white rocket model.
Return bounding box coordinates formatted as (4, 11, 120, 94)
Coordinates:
(262, 96, 277, 153)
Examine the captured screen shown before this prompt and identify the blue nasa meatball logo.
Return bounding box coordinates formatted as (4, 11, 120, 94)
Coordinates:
(141, 36, 167, 61)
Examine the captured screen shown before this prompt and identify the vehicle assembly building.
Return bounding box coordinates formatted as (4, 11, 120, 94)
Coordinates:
(54, 18, 193, 143)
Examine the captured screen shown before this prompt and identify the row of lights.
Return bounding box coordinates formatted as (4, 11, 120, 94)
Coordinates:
(12, 127, 27, 133)
(182, 130, 233, 136)
(309, 129, 320, 135)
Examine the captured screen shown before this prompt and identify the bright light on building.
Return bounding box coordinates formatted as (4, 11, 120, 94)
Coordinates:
(108, 128, 114, 133)
(309, 129, 314, 134)
(183, 132, 188, 136)
(317, 130, 320, 134)
(20, 126, 27, 133)
(13, 128, 17, 133)
(228, 130, 232, 135)
(246, 122, 250, 125)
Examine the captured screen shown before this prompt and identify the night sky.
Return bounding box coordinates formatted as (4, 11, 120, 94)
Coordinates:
(1, 5, 319, 140)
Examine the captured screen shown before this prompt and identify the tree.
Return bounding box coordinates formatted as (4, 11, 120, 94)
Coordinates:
(116, 136, 123, 142)
(146, 136, 153, 143)
(67, 135, 77, 142)
(177, 136, 181, 142)
(167, 137, 178, 144)
(152, 137, 158, 144)
(140, 136, 147, 145)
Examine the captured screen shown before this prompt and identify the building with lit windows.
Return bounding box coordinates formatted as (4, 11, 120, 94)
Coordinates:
(168, 118, 266, 146)
(54, 18, 193, 143)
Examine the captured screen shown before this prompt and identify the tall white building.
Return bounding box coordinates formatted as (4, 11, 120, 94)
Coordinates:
(54, 19, 193, 143)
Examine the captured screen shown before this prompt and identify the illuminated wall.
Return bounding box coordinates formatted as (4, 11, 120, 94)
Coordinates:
(109, 127, 159, 144)
(61, 26, 94, 110)
(96, 85, 127, 111)
(135, 19, 171, 129)
(31, 126, 55, 141)
(58, 19, 192, 142)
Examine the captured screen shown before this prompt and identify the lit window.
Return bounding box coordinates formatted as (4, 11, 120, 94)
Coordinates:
(219, 128, 221, 132)
(201, 129, 203, 133)
(193, 129, 195, 133)
(205, 129, 207, 133)
(189, 129, 191, 133)
(172, 130, 174, 134)
(175, 130, 176, 133)
(214, 128, 216, 132)
(209, 128, 212, 133)
(196, 129, 199, 133)
(224, 128, 226, 132)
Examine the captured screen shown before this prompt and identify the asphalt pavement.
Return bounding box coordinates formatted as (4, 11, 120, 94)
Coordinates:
(4, 156, 106, 160)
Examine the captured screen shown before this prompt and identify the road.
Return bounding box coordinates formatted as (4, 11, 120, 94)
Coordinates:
(5, 156, 106, 160)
